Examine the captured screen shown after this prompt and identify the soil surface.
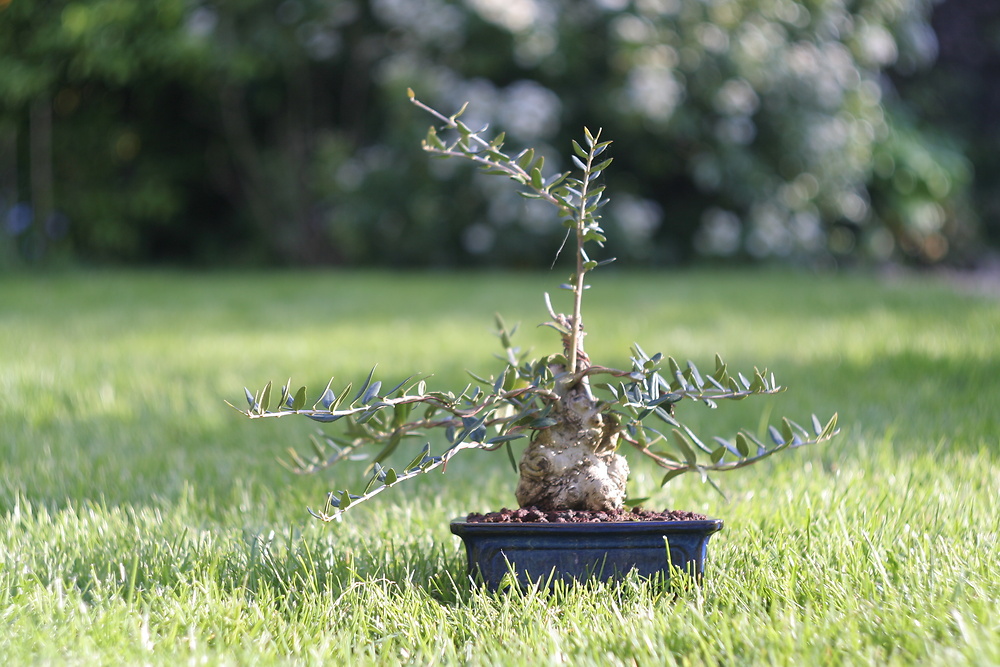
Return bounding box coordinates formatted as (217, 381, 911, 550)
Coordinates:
(464, 506, 708, 524)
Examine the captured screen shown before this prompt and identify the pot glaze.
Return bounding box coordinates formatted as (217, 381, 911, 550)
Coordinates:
(451, 518, 723, 590)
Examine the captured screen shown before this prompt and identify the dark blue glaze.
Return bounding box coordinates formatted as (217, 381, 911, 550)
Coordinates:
(451, 518, 724, 590)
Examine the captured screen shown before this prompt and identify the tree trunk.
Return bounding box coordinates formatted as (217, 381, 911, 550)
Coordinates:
(515, 381, 629, 511)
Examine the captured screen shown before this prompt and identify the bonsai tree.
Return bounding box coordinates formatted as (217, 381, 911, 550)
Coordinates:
(234, 91, 839, 521)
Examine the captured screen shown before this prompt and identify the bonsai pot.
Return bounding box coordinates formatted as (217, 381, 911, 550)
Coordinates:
(450, 517, 724, 590)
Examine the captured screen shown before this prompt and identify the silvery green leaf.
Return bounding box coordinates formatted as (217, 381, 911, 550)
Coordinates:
(714, 353, 725, 372)
(516, 148, 534, 169)
(707, 375, 726, 391)
(363, 466, 382, 494)
(244, 387, 257, 411)
(592, 157, 613, 174)
(424, 127, 445, 150)
(812, 414, 823, 435)
(654, 407, 679, 427)
(672, 429, 697, 464)
(405, 443, 431, 472)
(544, 171, 567, 189)
(289, 386, 305, 411)
(339, 490, 352, 509)
(650, 392, 682, 406)
(353, 366, 377, 403)
(781, 418, 795, 442)
(714, 436, 741, 458)
(661, 468, 687, 486)
(735, 433, 750, 457)
(384, 375, 414, 398)
(821, 413, 839, 438)
(487, 433, 526, 444)
(260, 381, 272, 413)
(362, 380, 382, 405)
(685, 361, 705, 389)
(668, 356, 681, 376)
(318, 382, 336, 410)
(683, 426, 713, 454)
(279, 381, 290, 407)
(306, 413, 345, 423)
(493, 368, 507, 394)
(787, 419, 807, 436)
(332, 382, 351, 410)
(530, 167, 543, 189)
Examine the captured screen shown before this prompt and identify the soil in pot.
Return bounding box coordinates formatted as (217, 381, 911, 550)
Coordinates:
(465, 506, 708, 524)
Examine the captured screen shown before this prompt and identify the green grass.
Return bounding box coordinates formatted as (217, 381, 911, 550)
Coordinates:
(1, 269, 998, 665)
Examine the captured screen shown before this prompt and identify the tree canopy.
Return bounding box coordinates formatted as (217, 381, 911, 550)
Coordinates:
(0, 0, 981, 268)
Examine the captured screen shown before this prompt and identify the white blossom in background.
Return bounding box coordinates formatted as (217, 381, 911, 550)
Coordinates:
(856, 21, 899, 67)
(592, 0, 630, 11)
(747, 202, 793, 258)
(467, 0, 560, 66)
(696, 22, 729, 54)
(362, 0, 951, 263)
(694, 208, 742, 256)
(184, 6, 218, 39)
(612, 13, 655, 43)
(789, 210, 824, 252)
(463, 222, 496, 254)
(467, 0, 540, 32)
(714, 116, 756, 145)
(373, 0, 465, 42)
(837, 191, 869, 223)
(497, 81, 562, 141)
(625, 64, 683, 123)
(298, 23, 341, 61)
(611, 195, 662, 245)
(714, 78, 759, 116)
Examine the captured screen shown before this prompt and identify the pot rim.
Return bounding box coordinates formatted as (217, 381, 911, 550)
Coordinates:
(450, 517, 723, 536)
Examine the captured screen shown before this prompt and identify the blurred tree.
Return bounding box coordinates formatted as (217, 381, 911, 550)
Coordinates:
(0, 0, 215, 262)
(890, 0, 999, 263)
(0, 0, 975, 267)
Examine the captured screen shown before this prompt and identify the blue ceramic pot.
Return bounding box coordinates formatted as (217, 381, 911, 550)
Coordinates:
(450, 518, 723, 590)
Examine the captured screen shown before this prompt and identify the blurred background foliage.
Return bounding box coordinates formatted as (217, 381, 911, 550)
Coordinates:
(0, 0, 993, 269)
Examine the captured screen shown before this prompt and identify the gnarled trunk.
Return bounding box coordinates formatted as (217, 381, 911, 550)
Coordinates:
(515, 381, 628, 511)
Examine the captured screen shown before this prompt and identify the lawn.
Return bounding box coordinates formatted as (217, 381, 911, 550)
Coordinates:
(1, 269, 998, 665)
